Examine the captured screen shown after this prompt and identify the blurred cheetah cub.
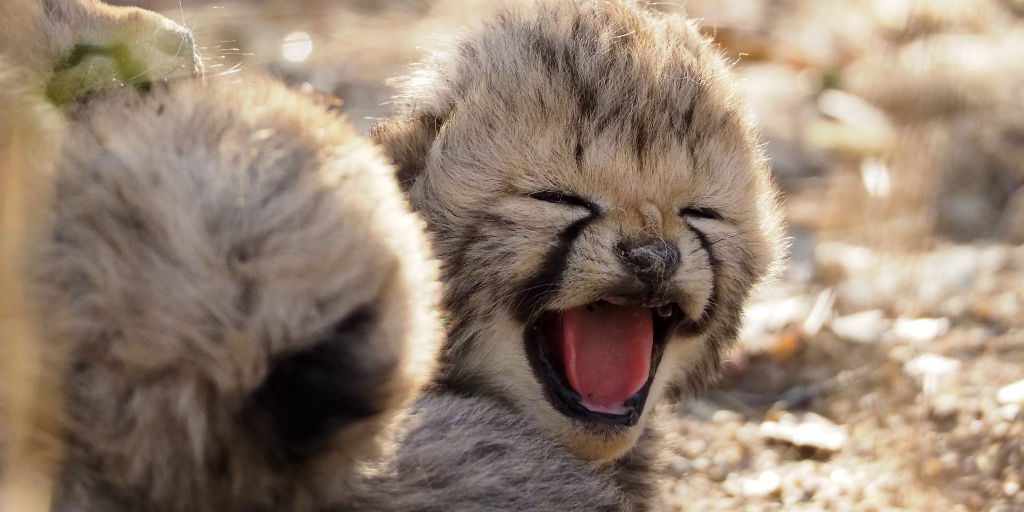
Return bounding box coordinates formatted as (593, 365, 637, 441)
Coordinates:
(31, 76, 441, 511)
(1, 0, 198, 509)
(375, 0, 784, 495)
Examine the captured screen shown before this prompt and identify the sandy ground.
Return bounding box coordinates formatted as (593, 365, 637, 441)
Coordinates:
(114, 0, 1024, 509)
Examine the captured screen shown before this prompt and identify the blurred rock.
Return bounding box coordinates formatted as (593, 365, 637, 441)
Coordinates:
(802, 288, 836, 337)
(760, 412, 848, 453)
(893, 317, 950, 343)
(997, 380, 1024, 405)
(740, 295, 813, 350)
(845, 32, 1024, 121)
(904, 354, 961, 395)
(808, 89, 896, 157)
(830, 309, 888, 344)
(724, 471, 782, 498)
(737, 63, 824, 184)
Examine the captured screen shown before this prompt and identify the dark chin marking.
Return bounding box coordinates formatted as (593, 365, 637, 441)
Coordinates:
(245, 307, 383, 463)
(510, 205, 600, 324)
(680, 222, 720, 338)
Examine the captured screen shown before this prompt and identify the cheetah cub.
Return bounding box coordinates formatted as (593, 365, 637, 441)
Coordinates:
(374, 0, 785, 499)
(27, 76, 442, 511)
(2, 1, 643, 508)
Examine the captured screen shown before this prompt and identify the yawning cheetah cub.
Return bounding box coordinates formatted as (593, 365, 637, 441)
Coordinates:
(374, 0, 785, 495)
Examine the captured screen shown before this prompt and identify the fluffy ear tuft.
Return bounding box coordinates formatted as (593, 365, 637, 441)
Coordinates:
(370, 114, 442, 191)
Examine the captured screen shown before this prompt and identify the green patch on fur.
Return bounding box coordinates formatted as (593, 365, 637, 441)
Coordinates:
(46, 43, 152, 107)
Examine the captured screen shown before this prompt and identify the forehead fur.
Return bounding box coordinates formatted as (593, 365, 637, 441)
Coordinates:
(402, 4, 757, 179)
(379, 0, 783, 270)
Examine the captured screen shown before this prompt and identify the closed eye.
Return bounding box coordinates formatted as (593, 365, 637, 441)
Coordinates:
(529, 191, 595, 211)
(680, 206, 724, 221)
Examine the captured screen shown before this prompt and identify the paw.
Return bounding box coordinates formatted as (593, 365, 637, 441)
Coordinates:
(36, 76, 440, 509)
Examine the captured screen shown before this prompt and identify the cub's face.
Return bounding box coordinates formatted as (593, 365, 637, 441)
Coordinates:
(376, 1, 783, 461)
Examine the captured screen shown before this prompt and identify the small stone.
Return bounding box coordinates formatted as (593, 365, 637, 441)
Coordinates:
(969, 419, 985, 435)
(768, 326, 804, 361)
(997, 379, 1024, 405)
(668, 455, 693, 477)
(707, 466, 729, 483)
(929, 394, 960, 419)
(922, 458, 943, 478)
(892, 317, 950, 343)
(740, 295, 814, 349)
(726, 471, 782, 498)
(712, 409, 744, 424)
(904, 354, 962, 394)
(802, 288, 836, 336)
(685, 399, 721, 421)
(760, 412, 848, 452)
(993, 422, 1010, 437)
(904, 354, 962, 378)
(1006, 480, 1020, 497)
(683, 439, 708, 457)
(830, 309, 889, 344)
(998, 404, 1021, 421)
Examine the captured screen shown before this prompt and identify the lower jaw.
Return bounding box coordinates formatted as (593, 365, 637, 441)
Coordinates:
(556, 418, 647, 461)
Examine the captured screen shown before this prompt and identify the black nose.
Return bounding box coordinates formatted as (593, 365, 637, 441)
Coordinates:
(616, 239, 681, 283)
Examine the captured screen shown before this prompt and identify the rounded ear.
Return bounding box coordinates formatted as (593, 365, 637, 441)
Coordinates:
(370, 114, 443, 192)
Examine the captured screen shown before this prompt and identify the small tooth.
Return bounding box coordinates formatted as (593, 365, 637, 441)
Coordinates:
(657, 305, 674, 318)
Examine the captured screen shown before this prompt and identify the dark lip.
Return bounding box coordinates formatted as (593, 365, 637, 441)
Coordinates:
(523, 300, 688, 427)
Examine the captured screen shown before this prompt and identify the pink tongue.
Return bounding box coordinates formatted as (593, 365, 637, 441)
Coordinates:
(556, 303, 653, 413)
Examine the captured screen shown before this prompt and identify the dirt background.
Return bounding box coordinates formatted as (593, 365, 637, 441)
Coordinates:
(116, 0, 1024, 509)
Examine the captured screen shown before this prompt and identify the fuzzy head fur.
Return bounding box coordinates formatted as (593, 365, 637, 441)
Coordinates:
(31, 76, 440, 511)
(374, 0, 784, 461)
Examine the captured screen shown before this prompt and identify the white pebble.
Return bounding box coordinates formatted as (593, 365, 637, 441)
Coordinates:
(830, 309, 888, 344)
(997, 379, 1024, 405)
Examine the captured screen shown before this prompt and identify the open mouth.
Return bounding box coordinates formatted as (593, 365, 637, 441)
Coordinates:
(525, 298, 688, 426)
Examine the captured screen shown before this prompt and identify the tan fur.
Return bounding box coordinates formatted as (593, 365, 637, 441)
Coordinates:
(0, 55, 65, 512)
(6, 1, 783, 509)
(24, 71, 632, 511)
(4, 2, 647, 508)
(29, 76, 441, 511)
(374, 0, 785, 482)
(1, 2, 200, 509)
(0, 0, 200, 94)
(339, 393, 644, 511)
